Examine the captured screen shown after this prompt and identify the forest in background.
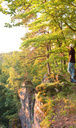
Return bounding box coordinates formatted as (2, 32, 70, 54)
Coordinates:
(0, 0, 76, 127)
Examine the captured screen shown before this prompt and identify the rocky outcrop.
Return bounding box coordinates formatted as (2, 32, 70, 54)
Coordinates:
(18, 76, 76, 128)
(34, 94, 44, 128)
(18, 81, 35, 128)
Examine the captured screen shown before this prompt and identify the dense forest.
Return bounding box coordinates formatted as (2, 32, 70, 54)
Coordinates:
(0, 0, 76, 128)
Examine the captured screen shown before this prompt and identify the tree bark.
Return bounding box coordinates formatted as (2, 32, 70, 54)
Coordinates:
(46, 44, 51, 75)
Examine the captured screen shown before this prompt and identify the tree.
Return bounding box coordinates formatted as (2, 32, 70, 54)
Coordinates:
(1, 0, 75, 75)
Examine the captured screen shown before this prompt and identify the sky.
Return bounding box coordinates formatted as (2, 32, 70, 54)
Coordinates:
(0, 12, 27, 53)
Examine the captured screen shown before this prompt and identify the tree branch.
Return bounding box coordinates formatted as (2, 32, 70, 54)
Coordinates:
(65, 22, 76, 32)
(71, 3, 76, 7)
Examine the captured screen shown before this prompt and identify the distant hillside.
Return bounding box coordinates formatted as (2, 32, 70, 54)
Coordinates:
(0, 51, 18, 63)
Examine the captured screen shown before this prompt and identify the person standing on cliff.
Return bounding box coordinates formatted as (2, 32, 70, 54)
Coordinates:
(67, 44, 76, 83)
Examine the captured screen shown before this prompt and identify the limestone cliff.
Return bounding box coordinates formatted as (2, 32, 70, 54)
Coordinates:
(18, 81, 35, 128)
(34, 94, 44, 128)
(18, 76, 76, 128)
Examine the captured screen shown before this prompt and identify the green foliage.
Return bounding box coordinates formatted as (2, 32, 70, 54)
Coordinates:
(1, 0, 76, 76)
(0, 85, 19, 128)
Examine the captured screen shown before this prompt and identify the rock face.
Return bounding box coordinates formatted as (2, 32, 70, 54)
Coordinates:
(18, 81, 35, 128)
(18, 77, 76, 128)
(34, 94, 43, 128)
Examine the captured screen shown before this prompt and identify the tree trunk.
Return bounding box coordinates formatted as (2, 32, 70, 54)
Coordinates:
(46, 44, 51, 75)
